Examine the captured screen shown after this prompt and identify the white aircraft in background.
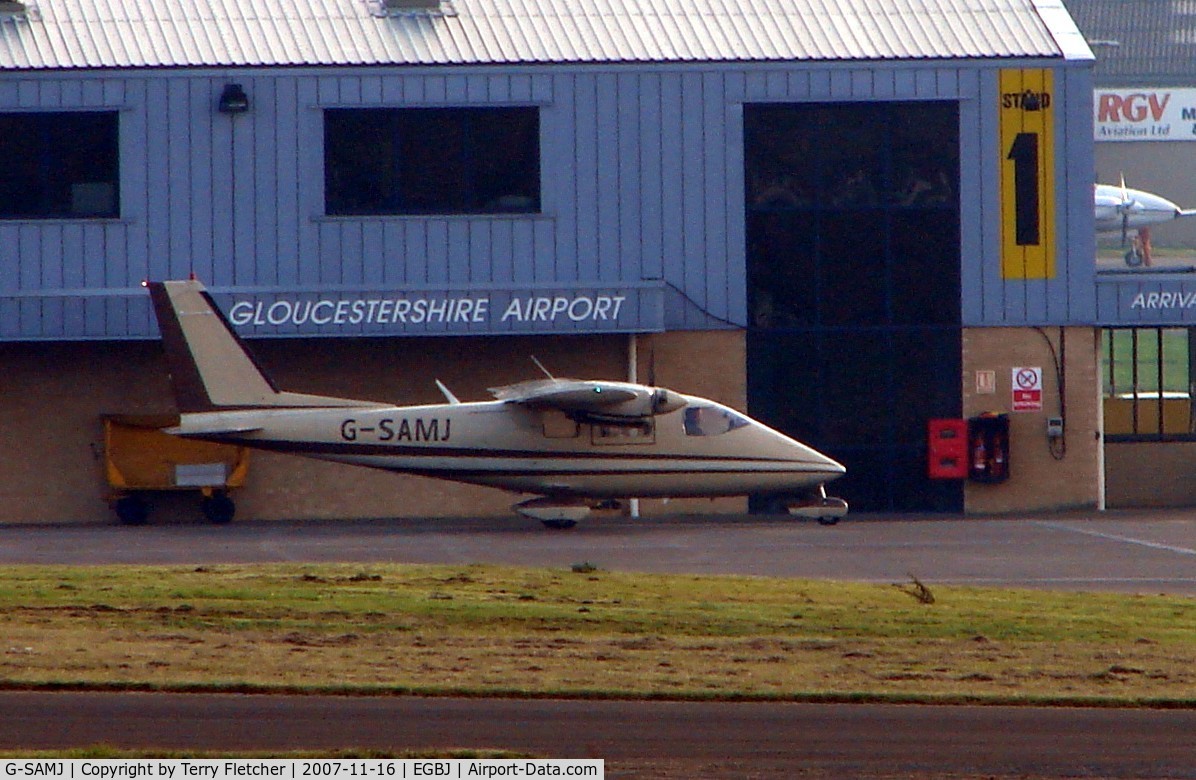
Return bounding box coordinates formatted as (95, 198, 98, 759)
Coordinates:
(1094, 181, 1196, 266)
(145, 279, 848, 528)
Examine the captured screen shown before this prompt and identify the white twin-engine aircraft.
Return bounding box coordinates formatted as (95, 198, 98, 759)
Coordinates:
(147, 279, 847, 528)
(1094, 181, 1196, 266)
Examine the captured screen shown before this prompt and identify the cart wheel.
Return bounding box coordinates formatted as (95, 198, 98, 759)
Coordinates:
(114, 495, 149, 526)
(201, 493, 236, 525)
(540, 518, 578, 530)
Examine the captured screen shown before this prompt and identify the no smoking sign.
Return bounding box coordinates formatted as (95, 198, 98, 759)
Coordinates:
(1012, 366, 1043, 412)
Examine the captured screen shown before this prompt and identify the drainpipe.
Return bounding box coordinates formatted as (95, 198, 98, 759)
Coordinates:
(628, 334, 641, 519)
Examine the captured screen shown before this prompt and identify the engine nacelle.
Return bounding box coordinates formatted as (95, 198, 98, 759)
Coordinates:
(593, 387, 686, 419)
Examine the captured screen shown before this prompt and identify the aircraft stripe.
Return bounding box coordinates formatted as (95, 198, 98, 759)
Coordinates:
(214, 437, 822, 464)
(322, 456, 836, 476)
(404, 467, 832, 478)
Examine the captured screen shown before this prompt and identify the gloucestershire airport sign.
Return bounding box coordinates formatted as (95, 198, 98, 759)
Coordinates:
(228, 295, 629, 328)
(217, 285, 666, 337)
(1095, 89, 1196, 142)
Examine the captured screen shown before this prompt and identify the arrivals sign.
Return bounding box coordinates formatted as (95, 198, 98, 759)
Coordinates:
(1094, 274, 1196, 324)
(1095, 88, 1196, 142)
(1012, 367, 1043, 412)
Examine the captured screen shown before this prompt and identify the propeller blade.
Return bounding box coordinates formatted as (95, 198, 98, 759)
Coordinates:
(1118, 174, 1130, 245)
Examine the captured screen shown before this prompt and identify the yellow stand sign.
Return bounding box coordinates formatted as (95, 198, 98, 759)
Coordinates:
(999, 69, 1056, 280)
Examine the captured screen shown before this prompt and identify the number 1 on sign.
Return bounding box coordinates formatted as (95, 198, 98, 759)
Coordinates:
(1007, 132, 1040, 246)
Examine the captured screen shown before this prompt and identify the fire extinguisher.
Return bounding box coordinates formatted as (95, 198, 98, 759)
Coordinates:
(992, 440, 1007, 480)
(968, 413, 1011, 483)
(971, 434, 987, 476)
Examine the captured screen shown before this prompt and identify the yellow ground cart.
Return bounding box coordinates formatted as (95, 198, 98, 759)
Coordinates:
(102, 414, 249, 525)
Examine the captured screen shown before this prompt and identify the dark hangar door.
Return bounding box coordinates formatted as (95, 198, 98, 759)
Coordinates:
(744, 102, 963, 513)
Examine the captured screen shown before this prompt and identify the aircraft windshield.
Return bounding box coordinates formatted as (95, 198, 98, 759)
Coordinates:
(683, 404, 751, 436)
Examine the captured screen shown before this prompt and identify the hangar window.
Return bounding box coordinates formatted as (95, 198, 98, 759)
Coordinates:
(744, 102, 959, 329)
(0, 111, 120, 220)
(1102, 327, 1195, 439)
(324, 107, 540, 216)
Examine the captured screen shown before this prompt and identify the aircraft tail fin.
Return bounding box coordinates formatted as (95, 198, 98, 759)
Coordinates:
(147, 280, 368, 412)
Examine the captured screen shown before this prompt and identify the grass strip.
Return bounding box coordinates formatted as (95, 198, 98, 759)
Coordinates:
(0, 562, 1192, 706)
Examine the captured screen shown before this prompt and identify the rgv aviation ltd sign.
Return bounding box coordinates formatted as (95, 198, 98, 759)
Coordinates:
(1095, 89, 1196, 141)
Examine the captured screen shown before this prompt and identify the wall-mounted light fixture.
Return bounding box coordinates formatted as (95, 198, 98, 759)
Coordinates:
(217, 83, 250, 115)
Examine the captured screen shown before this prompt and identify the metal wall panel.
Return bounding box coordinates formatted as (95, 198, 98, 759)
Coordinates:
(0, 59, 1094, 340)
(959, 64, 1096, 326)
(1058, 65, 1098, 323)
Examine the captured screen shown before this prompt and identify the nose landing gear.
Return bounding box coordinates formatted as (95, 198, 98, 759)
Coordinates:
(781, 485, 849, 525)
(1124, 227, 1153, 267)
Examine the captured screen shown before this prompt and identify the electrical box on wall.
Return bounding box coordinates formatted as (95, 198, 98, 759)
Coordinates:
(968, 413, 1010, 483)
(927, 419, 968, 479)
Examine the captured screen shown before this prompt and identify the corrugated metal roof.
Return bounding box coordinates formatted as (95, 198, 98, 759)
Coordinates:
(1065, 0, 1196, 83)
(0, 0, 1081, 72)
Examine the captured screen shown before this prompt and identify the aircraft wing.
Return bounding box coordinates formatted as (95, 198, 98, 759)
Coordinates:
(166, 421, 265, 437)
(491, 379, 640, 408)
(490, 378, 685, 418)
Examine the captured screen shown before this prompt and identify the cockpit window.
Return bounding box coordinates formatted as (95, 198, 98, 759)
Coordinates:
(683, 404, 751, 436)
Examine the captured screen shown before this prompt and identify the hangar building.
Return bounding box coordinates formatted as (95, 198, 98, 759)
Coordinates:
(1061, 0, 1196, 507)
(0, 0, 1101, 523)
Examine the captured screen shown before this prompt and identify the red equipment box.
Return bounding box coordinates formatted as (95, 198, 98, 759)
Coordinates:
(927, 418, 968, 479)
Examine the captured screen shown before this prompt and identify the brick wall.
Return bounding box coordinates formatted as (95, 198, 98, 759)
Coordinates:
(0, 330, 746, 524)
(961, 327, 1101, 513)
(1105, 441, 1196, 507)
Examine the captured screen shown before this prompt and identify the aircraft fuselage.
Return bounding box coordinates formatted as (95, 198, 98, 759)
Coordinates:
(1094, 184, 1187, 233)
(175, 396, 844, 499)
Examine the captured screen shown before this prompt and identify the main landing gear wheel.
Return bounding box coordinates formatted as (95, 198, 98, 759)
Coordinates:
(514, 498, 590, 529)
(201, 493, 236, 524)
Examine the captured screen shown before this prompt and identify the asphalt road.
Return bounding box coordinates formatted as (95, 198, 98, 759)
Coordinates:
(1, 510, 1194, 777)
(1, 509, 1194, 594)
(0, 691, 1193, 779)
